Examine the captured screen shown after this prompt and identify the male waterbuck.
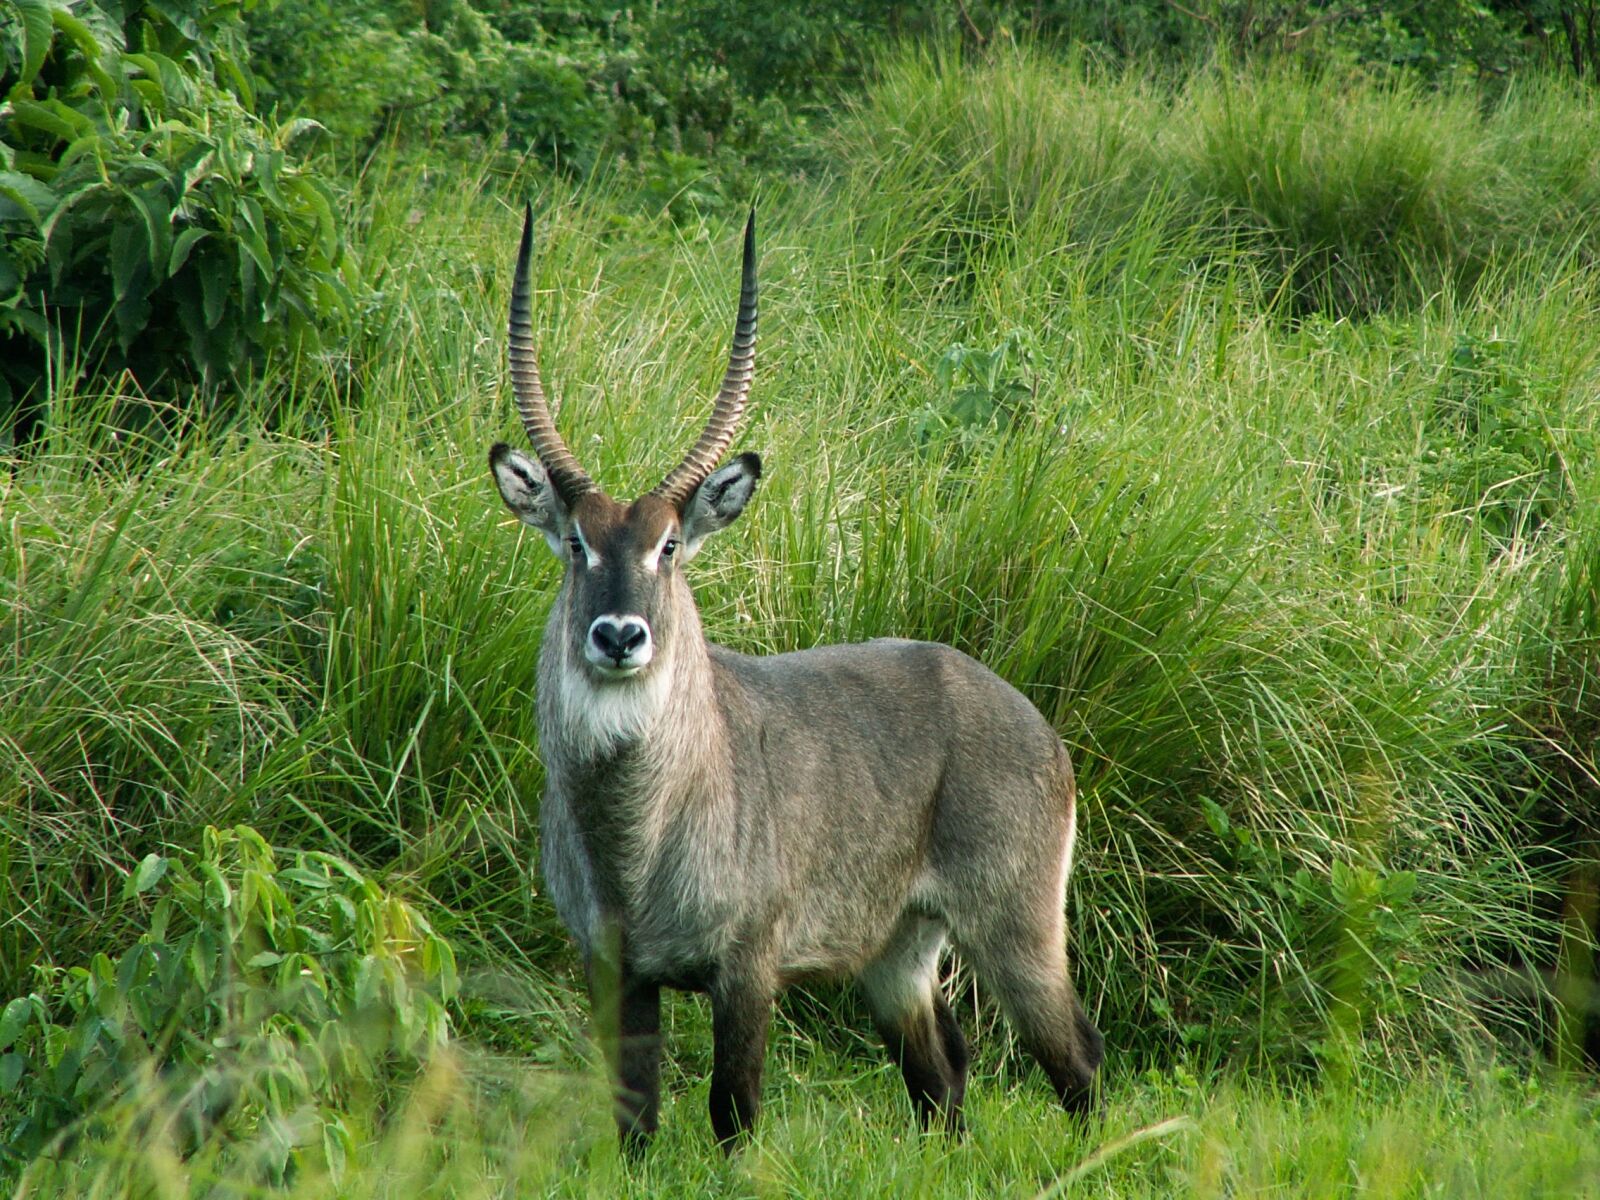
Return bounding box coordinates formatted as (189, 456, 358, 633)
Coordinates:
(488, 207, 1103, 1150)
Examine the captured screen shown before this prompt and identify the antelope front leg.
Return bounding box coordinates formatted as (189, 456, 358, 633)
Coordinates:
(588, 949, 663, 1154)
(708, 975, 772, 1150)
(615, 974, 662, 1153)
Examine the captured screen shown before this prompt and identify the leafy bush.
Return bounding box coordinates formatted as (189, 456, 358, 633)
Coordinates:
(0, 435, 324, 994)
(0, 0, 353, 443)
(0, 825, 457, 1178)
(245, 1, 793, 222)
(247, 0, 614, 167)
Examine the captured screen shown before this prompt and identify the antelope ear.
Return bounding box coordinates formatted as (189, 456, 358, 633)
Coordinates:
(489, 443, 570, 557)
(680, 452, 761, 559)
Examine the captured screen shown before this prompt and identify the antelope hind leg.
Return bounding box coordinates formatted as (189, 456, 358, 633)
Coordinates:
(978, 945, 1102, 1114)
(859, 916, 969, 1132)
(953, 902, 1102, 1116)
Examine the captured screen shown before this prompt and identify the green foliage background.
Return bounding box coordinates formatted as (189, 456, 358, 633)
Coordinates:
(3, 1, 1600, 1192)
(0, 0, 352, 444)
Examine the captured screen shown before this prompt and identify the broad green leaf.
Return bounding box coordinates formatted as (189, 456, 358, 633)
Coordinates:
(110, 219, 145, 303)
(282, 174, 336, 255)
(322, 1115, 353, 1184)
(199, 862, 232, 909)
(235, 825, 273, 862)
(11, 0, 54, 88)
(0, 997, 31, 1050)
(129, 78, 166, 115)
(117, 160, 174, 187)
(124, 51, 194, 112)
(125, 186, 172, 279)
(1381, 870, 1418, 905)
(170, 227, 211, 280)
(236, 195, 265, 240)
(40, 182, 111, 255)
(236, 194, 274, 281)
(143, 0, 200, 44)
(256, 148, 284, 207)
(0, 251, 21, 305)
(0, 169, 54, 227)
(55, 129, 108, 175)
(354, 956, 381, 1008)
(278, 867, 332, 890)
(149, 896, 172, 942)
(1, 303, 49, 345)
(112, 285, 151, 352)
(275, 118, 328, 153)
(187, 931, 216, 988)
(200, 248, 228, 328)
(50, 8, 118, 96)
(6, 98, 84, 143)
(179, 146, 218, 196)
(424, 935, 458, 1000)
(48, 7, 100, 64)
(0, 1054, 24, 1094)
(133, 853, 168, 895)
(116, 944, 150, 997)
(237, 243, 257, 313)
(212, 47, 254, 109)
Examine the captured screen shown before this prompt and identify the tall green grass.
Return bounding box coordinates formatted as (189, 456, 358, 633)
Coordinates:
(836, 45, 1600, 315)
(4, 43, 1599, 1189)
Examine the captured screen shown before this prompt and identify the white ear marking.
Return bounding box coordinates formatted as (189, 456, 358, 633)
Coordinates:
(680, 453, 760, 559)
(490, 443, 572, 560)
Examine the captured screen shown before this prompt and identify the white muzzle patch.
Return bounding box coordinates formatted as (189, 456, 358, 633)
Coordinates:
(586, 612, 654, 675)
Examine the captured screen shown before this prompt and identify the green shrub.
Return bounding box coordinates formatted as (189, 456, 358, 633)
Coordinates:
(0, 0, 354, 443)
(247, 0, 615, 167)
(0, 825, 456, 1179)
(244, 3, 791, 228)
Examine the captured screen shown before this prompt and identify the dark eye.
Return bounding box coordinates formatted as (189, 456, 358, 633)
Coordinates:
(661, 539, 678, 559)
(566, 536, 583, 558)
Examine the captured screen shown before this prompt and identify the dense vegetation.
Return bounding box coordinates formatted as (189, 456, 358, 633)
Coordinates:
(3, 1, 1599, 1193)
(0, 0, 351, 446)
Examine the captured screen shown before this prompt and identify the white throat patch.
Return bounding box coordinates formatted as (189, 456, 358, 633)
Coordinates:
(553, 658, 674, 756)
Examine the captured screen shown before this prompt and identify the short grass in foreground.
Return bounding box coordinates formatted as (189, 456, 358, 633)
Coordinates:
(14, 1026, 1600, 1198)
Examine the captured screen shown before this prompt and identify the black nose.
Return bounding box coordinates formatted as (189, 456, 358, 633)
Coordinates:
(591, 617, 649, 664)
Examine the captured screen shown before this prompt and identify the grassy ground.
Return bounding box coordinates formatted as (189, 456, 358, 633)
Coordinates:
(4, 45, 1599, 1194)
(14, 1034, 1600, 1197)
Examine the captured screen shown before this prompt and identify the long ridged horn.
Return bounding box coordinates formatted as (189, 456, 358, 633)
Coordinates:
(652, 209, 757, 507)
(509, 203, 595, 503)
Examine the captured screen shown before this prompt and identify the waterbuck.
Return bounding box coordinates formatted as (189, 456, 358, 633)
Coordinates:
(488, 207, 1103, 1150)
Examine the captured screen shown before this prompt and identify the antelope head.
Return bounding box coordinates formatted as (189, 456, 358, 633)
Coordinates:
(489, 207, 760, 683)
